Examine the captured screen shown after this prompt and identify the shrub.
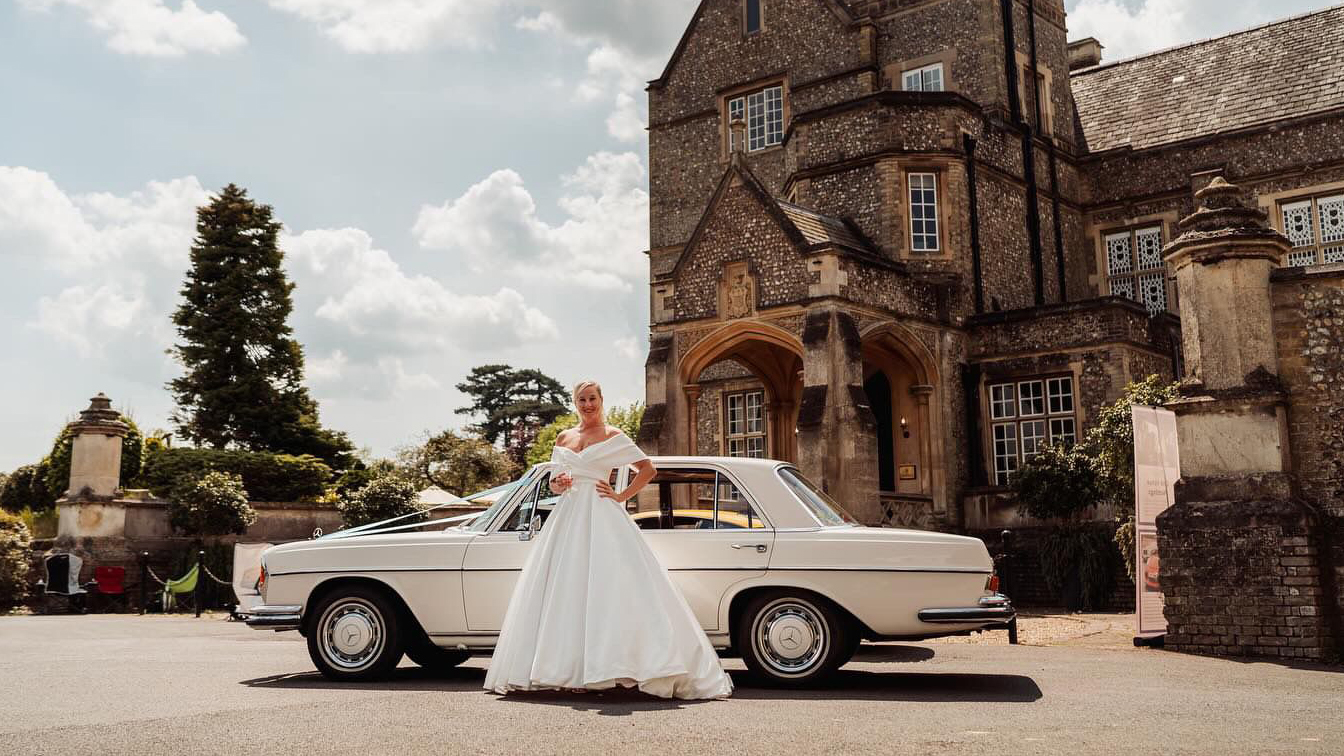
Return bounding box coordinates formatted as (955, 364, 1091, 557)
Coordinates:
(338, 475, 423, 528)
(1, 463, 55, 514)
(1038, 524, 1121, 611)
(42, 416, 144, 501)
(0, 510, 32, 609)
(1012, 442, 1105, 522)
(134, 447, 331, 502)
(167, 471, 257, 538)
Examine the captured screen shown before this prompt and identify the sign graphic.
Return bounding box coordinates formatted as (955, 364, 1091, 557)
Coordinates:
(1131, 405, 1179, 638)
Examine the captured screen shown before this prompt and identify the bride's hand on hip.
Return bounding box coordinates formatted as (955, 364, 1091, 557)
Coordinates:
(550, 473, 572, 494)
(595, 480, 620, 502)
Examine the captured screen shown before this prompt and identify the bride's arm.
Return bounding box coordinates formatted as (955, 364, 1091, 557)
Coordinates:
(613, 459, 656, 505)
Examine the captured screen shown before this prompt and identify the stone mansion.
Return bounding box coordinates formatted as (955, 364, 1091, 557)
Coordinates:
(633, 0, 1344, 530)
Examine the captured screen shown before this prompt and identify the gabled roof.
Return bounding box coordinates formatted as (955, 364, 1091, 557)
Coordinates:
(1070, 4, 1344, 154)
(665, 155, 887, 280)
(648, 0, 855, 89)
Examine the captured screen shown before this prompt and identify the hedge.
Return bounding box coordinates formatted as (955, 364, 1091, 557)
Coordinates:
(133, 447, 332, 503)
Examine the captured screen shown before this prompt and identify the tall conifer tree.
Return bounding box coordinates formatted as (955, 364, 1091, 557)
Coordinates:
(168, 184, 353, 469)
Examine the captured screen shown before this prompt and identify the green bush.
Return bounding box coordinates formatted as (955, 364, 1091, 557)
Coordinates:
(1, 463, 55, 514)
(167, 471, 257, 538)
(0, 510, 32, 609)
(134, 447, 331, 502)
(1012, 442, 1105, 522)
(1038, 524, 1121, 611)
(338, 475, 423, 528)
(43, 416, 144, 500)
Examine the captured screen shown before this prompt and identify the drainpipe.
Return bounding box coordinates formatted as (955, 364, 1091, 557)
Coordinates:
(964, 134, 985, 314)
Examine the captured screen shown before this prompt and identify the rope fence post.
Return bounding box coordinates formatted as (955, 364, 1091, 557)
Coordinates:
(138, 551, 148, 615)
(194, 550, 204, 618)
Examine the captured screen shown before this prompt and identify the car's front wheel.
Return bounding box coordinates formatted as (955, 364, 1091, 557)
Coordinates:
(736, 590, 854, 687)
(306, 586, 405, 681)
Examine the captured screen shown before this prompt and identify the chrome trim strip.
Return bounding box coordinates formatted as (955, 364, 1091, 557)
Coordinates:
(272, 565, 990, 576)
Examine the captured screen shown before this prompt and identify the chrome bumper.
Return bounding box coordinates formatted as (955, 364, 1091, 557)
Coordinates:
(244, 604, 303, 631)
(917, 593, 1016, 625)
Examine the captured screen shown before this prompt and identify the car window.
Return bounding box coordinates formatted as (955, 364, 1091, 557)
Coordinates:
(628, 467, 767, 530)
(776, 466, 859, 526)
(499, 472, 556, 533)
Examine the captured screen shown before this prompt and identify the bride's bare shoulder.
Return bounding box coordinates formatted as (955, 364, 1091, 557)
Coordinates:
(604, 425, 625, 441)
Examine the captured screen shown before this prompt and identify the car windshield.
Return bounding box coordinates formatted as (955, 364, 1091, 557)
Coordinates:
(776, 466, 860, 526)
(463, 471, 531, 532)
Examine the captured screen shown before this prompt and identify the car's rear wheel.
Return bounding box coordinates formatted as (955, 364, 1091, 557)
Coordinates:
(736, 590, 854, 687)
(306, 586, 405, 681)
(405, 638, 471, 672)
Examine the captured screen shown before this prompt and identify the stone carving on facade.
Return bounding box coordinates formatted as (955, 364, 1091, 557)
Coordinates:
(719, 261, 756, 320)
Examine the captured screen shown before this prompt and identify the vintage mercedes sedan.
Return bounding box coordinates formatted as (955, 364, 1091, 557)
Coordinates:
(247, 456, 1014, 686)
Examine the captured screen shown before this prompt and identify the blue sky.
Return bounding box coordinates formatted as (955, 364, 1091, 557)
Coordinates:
(0, 0, 1332, 472)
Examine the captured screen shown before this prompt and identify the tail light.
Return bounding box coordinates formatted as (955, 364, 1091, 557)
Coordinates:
(985, 574, 1000, 593)
(258, 564, 267, 595)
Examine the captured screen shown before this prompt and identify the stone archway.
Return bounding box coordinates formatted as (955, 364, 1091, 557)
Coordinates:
(859, 322, 943, 524)
(678, 320, 804, 463)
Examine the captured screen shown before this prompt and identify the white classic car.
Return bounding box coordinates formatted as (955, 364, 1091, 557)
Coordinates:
(247, 457, 1014, 686)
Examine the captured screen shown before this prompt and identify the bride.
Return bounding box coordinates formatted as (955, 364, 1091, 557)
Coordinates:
(483, 380, 733, 700)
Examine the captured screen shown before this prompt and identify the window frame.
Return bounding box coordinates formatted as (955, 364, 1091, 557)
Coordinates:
(1102, 223, 1170, 315)
(985, 375, 1079, 486)
(1277, 191, 1344, 267)
(901, 62, 944, 92)
(724, 388, 767, 461)
(743, 0, 764, 36)
(907, 171, 941, 253)
(723, 82, 786, 156)
(641, 465, 773, 531)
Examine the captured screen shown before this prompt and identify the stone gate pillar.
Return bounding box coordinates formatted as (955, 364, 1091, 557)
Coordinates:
(56, 393, 130, 539)
(638, 332, 676, 456)
(796, 307, 880, 523)
(1156, 178, 1337, 659)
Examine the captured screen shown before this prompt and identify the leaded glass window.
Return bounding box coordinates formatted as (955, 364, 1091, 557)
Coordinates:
(987, 376, 1078, 485)
(725, 390, 766, 459)
(728, 85, 783, 153)
(1280, 194, 1344, 267)
(1105, 224, 1168, 314)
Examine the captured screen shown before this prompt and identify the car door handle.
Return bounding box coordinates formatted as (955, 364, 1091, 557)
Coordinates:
(731, 543, 768, 553)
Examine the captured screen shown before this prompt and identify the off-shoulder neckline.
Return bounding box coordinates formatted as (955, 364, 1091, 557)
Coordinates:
(555, 429, 624, 456)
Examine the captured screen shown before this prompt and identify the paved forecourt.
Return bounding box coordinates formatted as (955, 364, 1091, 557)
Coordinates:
(0, 614, 1338, 755)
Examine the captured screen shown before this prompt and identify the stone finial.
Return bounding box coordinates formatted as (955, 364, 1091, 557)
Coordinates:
(61, 392, 129, 502)
(729, 116, 747, 155)
(75, 392, 128, 432)
(1165, 177, 1290, 263)
(1162, 177, 1290, 393)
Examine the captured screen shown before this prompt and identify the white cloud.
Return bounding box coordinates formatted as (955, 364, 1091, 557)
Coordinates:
(613, 335, 640, 361)
(412, 151, 649, 291)
(30, 285, 146, 358)
(283, 226, 559, 351)
(20, 0, 245, 56)
(263, 0, 500, 52)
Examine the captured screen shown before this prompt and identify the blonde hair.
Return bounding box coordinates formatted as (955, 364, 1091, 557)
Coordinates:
(572, 380, 603, 403)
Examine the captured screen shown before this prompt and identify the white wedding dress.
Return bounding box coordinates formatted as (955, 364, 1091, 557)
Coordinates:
(482, 430, 733, 700)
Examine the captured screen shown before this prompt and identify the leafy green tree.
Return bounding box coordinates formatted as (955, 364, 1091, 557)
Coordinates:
(0, 465, 36, 514)
(42, 415, 143, 500)
(397, 430, 516, 496)
(167, 470, 257, 538)
(455, 365, 570, 465)
(338, 475, 424, 528)
(0, 510, 31, 608)
(167, 184, 354, 471)
(526, 402, 645, 466)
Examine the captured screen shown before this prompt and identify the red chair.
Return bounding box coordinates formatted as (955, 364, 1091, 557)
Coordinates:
(89, 566, 127, 612)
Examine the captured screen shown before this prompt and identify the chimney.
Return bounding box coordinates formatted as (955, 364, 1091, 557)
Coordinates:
(1067, 37, 1103, 70)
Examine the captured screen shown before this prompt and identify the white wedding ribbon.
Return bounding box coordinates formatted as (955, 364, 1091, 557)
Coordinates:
(321, 478, 524, 540)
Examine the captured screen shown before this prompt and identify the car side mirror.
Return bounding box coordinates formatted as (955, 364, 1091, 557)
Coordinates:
(518, 513, 542, 541)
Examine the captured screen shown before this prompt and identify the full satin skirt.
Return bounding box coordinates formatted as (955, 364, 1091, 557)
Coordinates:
(483, 480, 733, 700)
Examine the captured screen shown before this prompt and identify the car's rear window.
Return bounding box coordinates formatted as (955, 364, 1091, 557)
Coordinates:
(776, 466, 859, 527)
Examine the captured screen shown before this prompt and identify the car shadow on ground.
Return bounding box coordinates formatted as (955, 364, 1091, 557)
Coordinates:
(240, 649, 1040, 713)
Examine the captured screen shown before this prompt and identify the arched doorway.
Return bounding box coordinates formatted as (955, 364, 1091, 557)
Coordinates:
(678, 321, 804, 463)
(860, 324, 939, 502)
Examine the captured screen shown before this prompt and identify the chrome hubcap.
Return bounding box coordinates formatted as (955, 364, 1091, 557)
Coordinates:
(320, 599, 384, 671)
(754, 598, 827, 676)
